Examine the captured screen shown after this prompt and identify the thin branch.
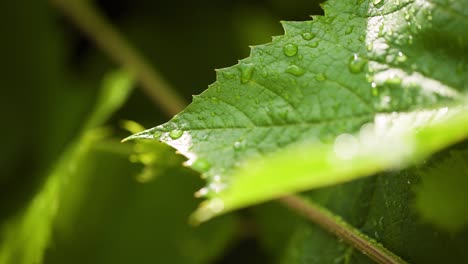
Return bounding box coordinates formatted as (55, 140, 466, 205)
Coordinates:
(49, 0, 187, 116)
(280, 195, 407, 264)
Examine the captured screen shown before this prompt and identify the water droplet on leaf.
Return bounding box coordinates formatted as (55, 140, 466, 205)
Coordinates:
(169, 129, 183, 139)
(371, 83, 379, 96)
(310, 41, 319, 48)
(239, 62, 255, 84)
(233, 141, 244, 151)
(348, 54, 367, 74)
(384, 76, 402, 85)
(152, 130, 163, 139)
(301, 32, 316, 40)
(286, 64, 306, 76)
(396, 51, 407, 63)
(283, 43, 298, 57)
(345, 25, 354, 35)
(192, 158, 211, 172)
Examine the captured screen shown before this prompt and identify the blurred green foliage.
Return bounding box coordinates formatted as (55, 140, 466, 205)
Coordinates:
(0, 0, 322, 263)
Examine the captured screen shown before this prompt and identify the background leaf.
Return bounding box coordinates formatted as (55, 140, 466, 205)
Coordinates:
(0, 71, 134, 264)
(252, 142, 468, 263)
(414, 147, 468, 233)
(44, 141, 237, 264)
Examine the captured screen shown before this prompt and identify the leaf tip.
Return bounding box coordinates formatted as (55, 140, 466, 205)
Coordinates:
(121, 129, 156, 143)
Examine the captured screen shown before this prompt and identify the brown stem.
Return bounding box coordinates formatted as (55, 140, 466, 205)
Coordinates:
(49, 0, 187, 116)
(280, 195, 407, 264)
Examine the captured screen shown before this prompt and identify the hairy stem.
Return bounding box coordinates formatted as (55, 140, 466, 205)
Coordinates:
(49, 0, 186, 116)
(280, 195, 407, 264)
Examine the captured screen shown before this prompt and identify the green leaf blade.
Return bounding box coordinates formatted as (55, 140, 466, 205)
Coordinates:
(128, 0, 468, 223)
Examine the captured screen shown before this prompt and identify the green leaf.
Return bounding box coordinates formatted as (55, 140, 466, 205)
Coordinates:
(414, 146, 468, 233)
(194, 104, 468, 221)
(0, 71, 134, 264)
(253, 151, 468, 263)
(127, 0, 468, 221)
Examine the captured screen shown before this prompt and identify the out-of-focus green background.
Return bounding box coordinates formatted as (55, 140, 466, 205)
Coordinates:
(0, 0, 322, 263)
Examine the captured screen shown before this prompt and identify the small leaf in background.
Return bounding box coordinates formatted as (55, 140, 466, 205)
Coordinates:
(414, 147, 468, 233)
(44, 142, 237, 264)
(254, 159, 468, 263)
(0, 70, 133, 264)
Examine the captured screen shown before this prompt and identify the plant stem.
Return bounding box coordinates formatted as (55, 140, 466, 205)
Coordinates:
(280, 195, 407, 264)
(49, 0, 187, 116)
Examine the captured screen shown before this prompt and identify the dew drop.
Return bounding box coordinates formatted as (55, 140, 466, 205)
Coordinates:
(169, 129, 183, 139)
(384, 76, 402, 85)
(310, 41, 319, 48)
(286, 64, 306, 76)
(348, 54, 367, 74)
(283, 43, 298, 57)
(396, 51, 407, 63)
(345, 25, 354, 35)
(371, 82, 379, 96)
(191, 158, 211, 172)
(315, 73, 326, 82)
(233, 141, 244, 151)
(301, 32, 316, 40)
(152, 130, 163, 139)
(239, 62, 255, 84)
